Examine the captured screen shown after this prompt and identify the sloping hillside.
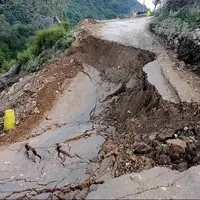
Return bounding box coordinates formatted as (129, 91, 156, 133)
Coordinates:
(151, 0, 200, 74)
(65, 0, 144, 23)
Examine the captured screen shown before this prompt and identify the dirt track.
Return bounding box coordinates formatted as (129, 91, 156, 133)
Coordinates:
(0, 17, 200, 199)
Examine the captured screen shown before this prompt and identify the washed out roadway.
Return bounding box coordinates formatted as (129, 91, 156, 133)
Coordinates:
(85, 17, 200, 199)
(1, 17, 200, 199)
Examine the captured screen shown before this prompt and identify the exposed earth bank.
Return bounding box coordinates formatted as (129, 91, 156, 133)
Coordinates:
(0, 18, 200, 199)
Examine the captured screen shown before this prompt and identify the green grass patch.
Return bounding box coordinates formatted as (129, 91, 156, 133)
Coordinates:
(175, 7, 200, 30)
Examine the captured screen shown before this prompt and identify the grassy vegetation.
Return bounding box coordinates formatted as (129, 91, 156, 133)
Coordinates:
(175, 7, 200, 30)
(5, 22, 82, 73)
(155, 1, 200, 31)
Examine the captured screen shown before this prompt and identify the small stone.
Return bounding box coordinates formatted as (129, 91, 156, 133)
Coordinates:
(130, 118, 136, 123)
(23, 83, 31, 91)
(195, 29, 200, 39)
(172, 62, 179, 69)
(166, 139, 186, 150)
(184, 127, 189, 131)
(179, 61, 185, 69)
(19, 78, 23, 82)
(174, 133, 178, 139)
(127, 111, 131, 114)
(126, 79, 137, 89)
(172, 54, 178, 60)
(181, 136, 190, 143)
(4, 161, 11, 165)
(190, 136, 196, 141)
(149, 132, 158, 141)
(70, 59, 74, 64)
(157, 131, 174, 141)
(193, 33, 198, 40)
(161, 187, 167, 191)
(46, 116, 51, 120)
(133, 142, 152, 154)
(33, 107, 40, 114)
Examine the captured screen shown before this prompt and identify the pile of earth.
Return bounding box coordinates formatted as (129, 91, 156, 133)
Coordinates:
(68, 33, 200, 176)
(0, 30, 200, 179)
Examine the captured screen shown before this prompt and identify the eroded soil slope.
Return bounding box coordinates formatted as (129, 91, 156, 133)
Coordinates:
(69, 33, 200, 174)
(0, 29, 200, 199)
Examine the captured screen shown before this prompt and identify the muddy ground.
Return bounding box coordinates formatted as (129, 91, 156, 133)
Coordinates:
(0, 18, 200, 199)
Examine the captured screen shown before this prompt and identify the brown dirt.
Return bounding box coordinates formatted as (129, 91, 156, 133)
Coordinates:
(69, 31, 156, 84)
(0, 56, 81, 148)
(84, 33, 200, 174)
(69, 32, 200, 175)
(69, 33, 200, 173)
(1, 30, 200, 175)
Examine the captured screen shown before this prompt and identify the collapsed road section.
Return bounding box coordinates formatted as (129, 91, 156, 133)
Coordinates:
(0, 22, 200, 199)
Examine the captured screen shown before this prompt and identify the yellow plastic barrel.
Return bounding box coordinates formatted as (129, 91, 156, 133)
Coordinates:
(4, 109, 16, 131)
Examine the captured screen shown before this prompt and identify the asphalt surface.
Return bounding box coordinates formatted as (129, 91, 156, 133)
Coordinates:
(0, 65, 119, 199)
(92, 17, 200, 103)
(85, 17, 200, 199)
(1, 17, 200, 199)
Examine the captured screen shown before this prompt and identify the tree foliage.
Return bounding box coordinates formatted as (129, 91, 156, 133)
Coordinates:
(0, 0, 144, 72)
(65, 0, 144, 24)
(152, 0, 161, 11)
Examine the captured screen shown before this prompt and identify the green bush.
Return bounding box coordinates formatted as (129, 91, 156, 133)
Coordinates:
(55, 35, 75, 51)
(0, 51, 5, 66)
(12, 23, 80, 73)
(35, 25, 66, 54)
(179, 7, 200, 29)
(1, 59, 16, 71)
(60, 21, 73, 31)
(17, 48, 32, 64)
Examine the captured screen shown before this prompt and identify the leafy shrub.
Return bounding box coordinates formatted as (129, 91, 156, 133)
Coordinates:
(1, 59, 16, 71)
(55, 35, 75, 51)
(60, 21, 73, 31)
(5, 22, 78, 73)
(176, 7, 200, 29)
(26, 58, 39, 73)
(17, 48, 32, 64)
(0, 51, 5, 66)
(35, 25, 66, 54)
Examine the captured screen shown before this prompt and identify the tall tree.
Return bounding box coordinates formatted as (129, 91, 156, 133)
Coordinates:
(152, 0, 161, 11)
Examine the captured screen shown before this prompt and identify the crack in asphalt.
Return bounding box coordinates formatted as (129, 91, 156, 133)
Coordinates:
(0, 178, 38, 185)
(63, 132, 95, 144)
(99, 82, 126, 103)
(25, 143, 42, 162)
(4, 178, 104, 199)
(118, 174, 187, 199)
(90, 98, 98, 117)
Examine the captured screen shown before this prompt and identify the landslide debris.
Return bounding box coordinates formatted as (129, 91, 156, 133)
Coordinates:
(68, 33, 200, 175)
(0, 30, 200, 181)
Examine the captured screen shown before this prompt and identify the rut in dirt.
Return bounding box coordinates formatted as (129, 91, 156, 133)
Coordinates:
(70, 33, 200, 175)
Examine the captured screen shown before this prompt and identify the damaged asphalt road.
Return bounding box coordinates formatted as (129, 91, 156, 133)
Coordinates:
(1, 17, 200, 199)
(0, 65, 119, 199)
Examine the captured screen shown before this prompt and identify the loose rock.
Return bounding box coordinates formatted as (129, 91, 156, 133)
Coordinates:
(166, 139, 187, 150)
(133, 142, 152, 154)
